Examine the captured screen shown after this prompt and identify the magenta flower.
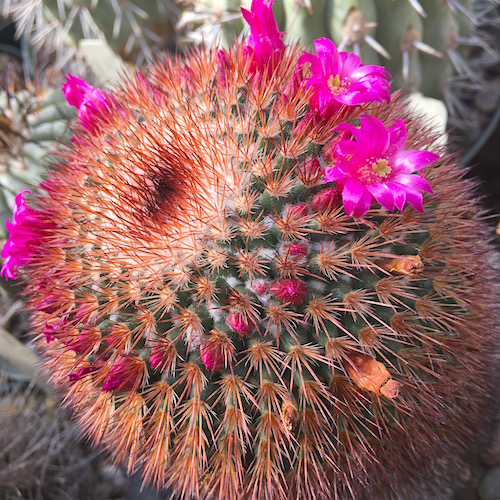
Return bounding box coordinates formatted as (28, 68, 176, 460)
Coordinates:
(298, 38, 390, 118)
(241, 0, 284, 74)
(1, 190, 46, 280)
(62, 74, 108, 132)
(323, 115, 439, 217)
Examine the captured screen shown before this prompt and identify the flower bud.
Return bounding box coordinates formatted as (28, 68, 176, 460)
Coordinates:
(270, 278, 308, 306)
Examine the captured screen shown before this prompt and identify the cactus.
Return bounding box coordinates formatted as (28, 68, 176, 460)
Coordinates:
(2, 1, 498, 498)
(1, 0, 180, 68)
(0, 86, 74, 238)
(178, 0, 500, 146)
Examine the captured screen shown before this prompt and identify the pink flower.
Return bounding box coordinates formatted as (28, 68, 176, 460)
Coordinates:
(1, 190, 46, 280)
(324, 115, 439, 217)
(270, 278, 308, 306)
(62, 74, 108, 132)
(241, 0, 284, 74)
(298, 38, 390, 118)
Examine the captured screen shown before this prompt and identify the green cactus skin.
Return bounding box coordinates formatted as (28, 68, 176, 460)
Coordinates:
(12, 39, 499, 499)
(282, 0, 330, 45)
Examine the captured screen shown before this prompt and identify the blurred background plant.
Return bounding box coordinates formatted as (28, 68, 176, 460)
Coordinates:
(0, 367, 130, 499)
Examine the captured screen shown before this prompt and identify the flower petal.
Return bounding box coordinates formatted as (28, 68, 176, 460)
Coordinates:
(366, 183, 395, 212)
(342, 177, 368, 216)
(352, 188, 373, 217)
(384, 182, 407, 211)
(393, 150, 440, 173)
(393, 173, 433, 194)
(323, 165, 345, 183)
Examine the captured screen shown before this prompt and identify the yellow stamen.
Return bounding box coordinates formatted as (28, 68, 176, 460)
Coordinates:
(328, 74, 341, 91)
(372, 159, 391, 177)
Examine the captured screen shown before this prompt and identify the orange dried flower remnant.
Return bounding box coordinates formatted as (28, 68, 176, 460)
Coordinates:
(345, 352, 401, 399)
(381, 255, 424, 278)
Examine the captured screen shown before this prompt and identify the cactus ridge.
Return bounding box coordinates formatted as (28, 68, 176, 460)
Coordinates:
(15, 40, 499, 499)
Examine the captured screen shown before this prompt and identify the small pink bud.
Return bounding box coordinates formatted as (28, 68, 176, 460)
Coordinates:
(226, 312, 254, 338)
(270, 278, 308, 306)
(149, 338, 177, 373)
(68, 360, 104, 384)
(297, 157, 322, 187)
(251, 279, 270, 296)
(310, 187, 341, 212)
(65, 328, 101, 354)
(322, 131, 349, 163)
(102, 355, 146, 392)
(69, 365, 95, 383)
(216, 49, 231, 87)
(288, 203, 309, 218)
(137, 72, 163, 105)
(74, 294, 100, 326)
(200, 342, 225, 371)
(43, 318, 66, 343)
(283, 242, 308, 259)
(180, 65, 195, 91)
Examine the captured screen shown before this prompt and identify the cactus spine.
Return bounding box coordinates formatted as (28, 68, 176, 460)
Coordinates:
(1, 0, 179, 68)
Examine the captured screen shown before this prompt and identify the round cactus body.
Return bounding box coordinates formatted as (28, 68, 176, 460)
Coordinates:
(2, 2, 499, 498)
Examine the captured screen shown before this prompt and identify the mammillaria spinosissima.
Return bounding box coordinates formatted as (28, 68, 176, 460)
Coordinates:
(2, 0, 499, 498)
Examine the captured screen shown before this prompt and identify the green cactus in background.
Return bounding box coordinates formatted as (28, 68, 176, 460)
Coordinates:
(1, 0, 180, 68)
(2, 2, 498, 497)
(0, 86, 74, 238)
(177, 0, 500, 146)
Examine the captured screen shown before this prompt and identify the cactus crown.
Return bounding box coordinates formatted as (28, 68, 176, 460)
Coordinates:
(2, 1, 498, 498)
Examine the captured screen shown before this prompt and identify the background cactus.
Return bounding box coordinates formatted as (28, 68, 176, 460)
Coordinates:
(177, 0, 500, 147)
(0, 86, 74, 238)
(3, 4, 498, 497)
(1, 0, 180, 69)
